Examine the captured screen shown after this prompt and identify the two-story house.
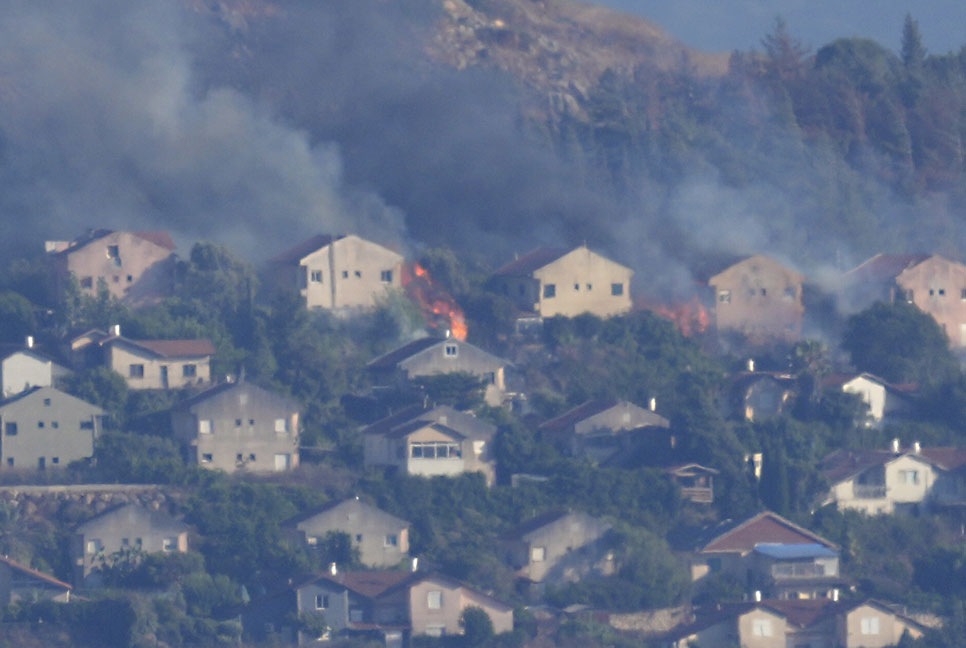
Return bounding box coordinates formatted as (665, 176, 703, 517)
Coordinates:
(537, 399, 670, 463)
(0, 555, 72, 606)
(283, 497, 410, 567)
(819, 443, 966, 514)
(823, 373, 915, 427)
(690, 511, 843, 600)
(72, 504, 190, 584)
(501, 510, 613, 586)
(490, 245, 633, 319)
(0, 339, 69, 398)
(706, 255, 805, 344)
(362, 404, 497, 485)
(0, 386, 104, 470)
(46, 229, 177, 306)
(841, 253, 966, 346)
(367, 336, 509, 407)
(269, 234, 404, 313)
(70, 325, 214, 390)
(171, 380, 300, 473)
(661, 597, 925, 648)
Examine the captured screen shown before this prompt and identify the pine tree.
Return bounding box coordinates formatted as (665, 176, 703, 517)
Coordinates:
(900, 13, 927, 69)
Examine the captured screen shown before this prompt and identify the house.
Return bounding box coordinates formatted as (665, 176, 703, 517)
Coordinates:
(269, 234, 404, 313)
(660, 597, 925, 648)
(46, 229, 177, 305)
(690, 511, 843, 600)
(822, 373, 915, 427)
(0, 386, 104, 470)
(362, 404, 497, 485)
(665, 464, 718, 504)
(490, 245, 633, 319)
(70, 325, 214, 390)
(171, 380, 300, 473)
(501, 510, 613, 585)
(537, 399, 670, 463)
(725, 363, 797, 421)
(367, 336, 509, 407)
(283, 497, 410, 567)
(0, 555, 72, 605)
(0, 339, 70, 398)
(706, 255, 805, 344)
(243, 569, 512, 645)
(841, 253, 966, 346)
(819, 443, 966, 514)
(71, 504, 190, 583)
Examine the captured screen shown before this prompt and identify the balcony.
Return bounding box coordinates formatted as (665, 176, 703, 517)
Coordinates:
(853, 485, 887, 499)
(680, 487, 714, 504)
(771, 563, 829, 579)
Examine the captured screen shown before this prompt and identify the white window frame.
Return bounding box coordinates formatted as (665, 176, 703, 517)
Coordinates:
(860, 616, 880, 635)
(427, 590, 443, 610)
(752, 618, 773, 637)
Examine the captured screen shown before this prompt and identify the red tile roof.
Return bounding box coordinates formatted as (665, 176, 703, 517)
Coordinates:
(0, 555, 72, 591)
(844, 253, 930, 284)
(124, 338, 216, 358)
(917, 447, 966, 471)
(133, 231, 176, 250)
(699, 511, 837, 553)
(317, 570, 412, 598)
(492, 247, 569, 276)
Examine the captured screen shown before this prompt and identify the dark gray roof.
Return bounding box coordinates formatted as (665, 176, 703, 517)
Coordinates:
(75, 503, 190, 536)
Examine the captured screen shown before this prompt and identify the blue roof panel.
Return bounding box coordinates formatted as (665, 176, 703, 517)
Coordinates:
(753, 543, 837, 559)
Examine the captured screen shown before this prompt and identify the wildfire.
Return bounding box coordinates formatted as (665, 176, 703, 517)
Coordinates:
(647, 295, 711, 337)
(402, 263, 468, 341)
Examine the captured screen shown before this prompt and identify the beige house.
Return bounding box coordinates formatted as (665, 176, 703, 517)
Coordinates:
(501, 510, 613, 584)
(362, 404, 497, 485)
(171, 380, 300, 473)
(820, 444, 966, 514)
(269, 234, 404, 312)
(0, 340, 69, 398)
(283, 497, 410, 568)
(842, 253, 966, 346)
(406, 573, 513, 637)
(46, 229, 176, 306)
(707, 255, 805, 344)
(70, 326, 214, 390)
(538, 398, 670, 462)
(662, 598, 925, 648)
(491, 245, 633, 318)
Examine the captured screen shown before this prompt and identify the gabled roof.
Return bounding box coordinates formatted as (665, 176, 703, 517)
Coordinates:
(492, 248, 569, 277)
(0, 344, 56, 364)
(384, 420, 464, 441)
(705, 254, 805, 285)
(75, 503, 190, 536)
(269, 234, 341, 265)
(502, 510, 572, 541)
(821, 447, 966, 484)
(917, 447, 966, 471)
(664, 463, 720, 476)
(361, 404, 496, 441)
(844, 253, 931, 284)
(366, 338, 443, 370)
(51, 229, 176, 255)
(538, 399, 669, 433)
(822, 372, 917, 396)
(120, 339, 216, 358)
(0, 385, 104, 415)
(309, 570, 413, 599)
(379, 572, 513, 612)
(283, 497, 410, 529)
(0, 555, 72, 591)
(177, 380, 300, 413)
(696, 511, 837, 554)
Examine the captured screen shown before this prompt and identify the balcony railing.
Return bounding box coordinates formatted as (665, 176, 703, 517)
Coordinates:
(680, 487, 714, 503)
(772, 563, 829, 579)
(853, 485, 887, 499)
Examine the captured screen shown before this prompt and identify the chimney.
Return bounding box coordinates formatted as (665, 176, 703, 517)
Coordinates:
(891, 438, 901, 454)
(648, 397, 657, 412)
(25, 335, 34, 349)
(913, 441, 921, 455)
(444, 329, 452, 339)
(754, 590, 762, 602)
(329, 562, 337, 576)
(746, 358, 755, 372)
(110, 324, 121, 337)
(411, 557, 419, 572)
(832, 588, 839, 602)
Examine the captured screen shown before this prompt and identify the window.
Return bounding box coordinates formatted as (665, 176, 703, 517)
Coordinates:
(52, 457, 59, 464)
(707, 557, 722, 573)
(574, 283, 580, 291)
(112, 275, 120, 283)
(310, 270, 323, 283)
(275, 418, 287, 433)
(183, 364, 197, 378)
(51, 421, 59, 429)
(900, 470, 920, 485)
(342, 271, 349, 278)
(126, 275, 133, 282)
(444, 343, 458, 357)
(611, 283, 623, 296)
(162, 537, 177, 552)
(107, 245, 120, 260)
(929, 289, 935, 296)
(248, 419, 255, 426)
(307, 536, 318, 546)
(235, 419, 242, 427)
(315, 594, 329, 610)
(861, 617, 880, 635)
(381, 270, 393, 282)
(411, 442, 461, 459)
(752, 618, 773, 637)
(385, 534, 398, 547)
(427, 590, 443, 609)
(940, 289, 946, 296)
(129, 364, 144, 378)
(87, 539, 103, 554)
(249, 453, 256, 462)
(43, 398, 51, 406)
(4, 423, 17, 436)
(236, 453, 244, 462)
(355, 534, 363, 542)
(199, 420, 212, 434)
(961, 288, 966, 300)
(531, 546, 546, 562)
(586, 283, 593, 291)
(5, 458, 11, 467)
(543, 284, 556, 298)
(37, 421, 44, 428)
(80, 276, 93, 289)
(425, 625, 445, 637)
(201, 453, 213, 464)
(80, 420, 94, 430)
(760, 288, 767, 296)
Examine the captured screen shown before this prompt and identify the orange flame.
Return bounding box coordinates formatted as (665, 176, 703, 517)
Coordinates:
(402, 263, 468, 341)
(646, 295, 710, 337)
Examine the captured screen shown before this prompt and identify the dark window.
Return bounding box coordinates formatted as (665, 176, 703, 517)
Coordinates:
(355, 534, 362, 542)
(574, 283, 580, 291)
(543, 284, 556, 298)
(129, 364, 144, 378)
(586, 284, 592, 291)
(249, 453, 256, 461)
(201, 453, 213, 463)
(310, 270, 323, 283)
(107, 245, 121, 266)
(354, 270, 362, 278)
(940, 288, 946, 296)
(43, 398, 51, 406)
(235, 419, 242, 427)
(380, 270, 393, 282)
(52, 457, 59, 464)
(342, 271, 349, 279)
(236, 453, 243, 462)
(52, 421, 59, 429)
(718, 289, 731, 303)
(611, 283, 624, 296)
(126, 275, 133, 282)
(444, 344, 458, 357)
(80, 276, 93, 289)
(80, 421, 94, 430)
(248, 419, 255, 425)
(6, 458, 12, 467)
(183, 364, 197, 378)
(4, 423, 17, 436)
(112, 275, 120, 283)
(760, 288, 767, 296)
(38, 421, 44, 428)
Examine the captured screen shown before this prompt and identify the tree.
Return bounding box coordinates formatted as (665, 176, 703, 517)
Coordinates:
(842, 301, 958, 386)
(0, 291, 38, 343)
(901, 14, 927, 70)
(460, 607, 494, 647)
(761, 16, 810, 82)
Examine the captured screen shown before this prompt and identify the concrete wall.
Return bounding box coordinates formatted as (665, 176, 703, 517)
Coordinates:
(298, 582, 350, 633)
(897, 256, 966, 347)
(409, 578, 512, 637)
(1, 353, 53, 398)
(532, 248, 632, 318)
(296, 500, 410, 568)
(399, 340, 506, 391)
(517, 513, 611, 583)
(838, 604, 923, 647)
(295, 235, 403, 311)
(108, 343, 211, 390)
(736, 608, 789, 648)
(830, 456, 935, 514)
(0, 387, 101, 470)
(710, 255, 804, 343)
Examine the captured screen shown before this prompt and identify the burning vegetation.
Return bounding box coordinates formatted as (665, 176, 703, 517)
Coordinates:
(402, 262, 468, 341)
(643, 295, 711, 337)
